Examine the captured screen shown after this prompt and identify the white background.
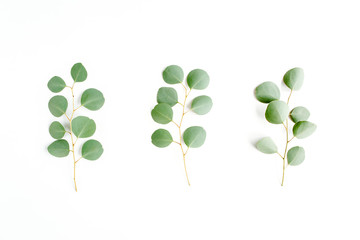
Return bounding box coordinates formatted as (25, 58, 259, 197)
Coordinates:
(0, 0, 359, 239)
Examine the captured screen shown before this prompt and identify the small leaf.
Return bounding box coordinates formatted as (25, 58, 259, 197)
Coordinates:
(186, 69, 209, 90)
(48, 139, 70, 157)
(287, 146, 305, 166)
(151, 103, 173, 124)
(48, 95, 68, 117)
(151, 129, 173, 148)
(72, 116, 96, 138)
(293, 121, 317, 139)
(162, 65, 184, 84)
(290, 106, 310, 123)
(254, 81, 280, 103)
(183, 126, 206, 148)
(256, 137, 278, 154)
(191, 95, 213, 115)
(48, 76, 66, 93)
(71, 63, 87, 82)
(82, 139, 103, 160)
(81, 88, 105, 111)
(157, 87, 178, 107)
(265, 100, 289, 124)
(283, 67, 304, 90)
(49, 121, 66, 139)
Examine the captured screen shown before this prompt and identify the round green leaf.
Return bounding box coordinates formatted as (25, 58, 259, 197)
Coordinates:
(151, 129, 173, 148)
(82, 139, 103, 160)
(293, 121, 317, 139)
(256, 137, 278, 154)
(191, 95, 213, 115)
(48, 76, 66, 93)
(151, 103, 173, 124)
(283, 67, 304, 90)
(81, 88, 105, 111)
(186, 69, 210, 90)
(254, 81, 280, 103)
(72, 116, 96, 138)
(290, 106, 310, 123)
(157, 87, 178, 107)
(183, 126, 206, 148)
(71, 63, 87, 82)
(265, 100, 289, 124)
(287, 146, 305, 166)
(162, 65, 184, 84)
(49, 121, 65, 139)
(48, 95, 68, 117)
(48, 139, 70, 158)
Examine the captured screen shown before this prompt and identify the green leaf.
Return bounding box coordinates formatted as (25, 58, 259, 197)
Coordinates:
(186, 69, 210, 90)
(162, 65, 184, 84)
(72, 116, 96, 138)
(287, 146, 305, 166)
(81, 88, 105, 111)
(49, 121, 65, 139)
(82, 139, 103, 160)
(71, 63, 87, 82)
(290, 106, 310, 123)
(183, 126, 206, 148)
(48, 95, 68, 117)
(293, 121, 317, 139)
(254, 81, 280, 103)
(157, 87, 178, 107)
(191, 95, 213, 115)
(151, 103, 173, 124)
(265, 100, 289, 124)
(256, 137, 278, 154)
(283, 67, 304, 90)
(151, 129, 173, 148)
(48, 76, 66, 93)
(48, 139, 70, 157)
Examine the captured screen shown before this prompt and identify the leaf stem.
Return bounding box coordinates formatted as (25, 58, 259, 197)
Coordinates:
(175, 84, 191, 186)
(68, 84, 78, 192)
(280, 90, 293, 186)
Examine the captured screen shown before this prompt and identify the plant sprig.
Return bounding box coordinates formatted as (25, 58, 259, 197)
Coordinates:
(47, 63, 105, 191)
(255, 68, 316, 186)
(151, 65, 213, 186)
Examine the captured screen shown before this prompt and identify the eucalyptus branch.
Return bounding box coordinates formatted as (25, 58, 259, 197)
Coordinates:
(47, 63, 105, 191)
(254, 68, 317, 186)
(151, 65, 213, 186)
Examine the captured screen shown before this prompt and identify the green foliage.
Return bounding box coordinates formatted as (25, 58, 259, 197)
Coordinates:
(82, 140, 104, 160)
(48, 76, 66, 93)
(287, 146, 305, 166)
(293, 121, 317, 139)
(151, 65, 212, 185)
(265, 100, 289, 124)
(186, 69, 210, 90)
(162, 65, 184, 84)
(71, 63, 87, 82)
(151, 103, 173, 124)
(289, 106, 310, 123)
(283, 67, 304, 90)
(254, 67, 316, 186)
(151, 129, 173, 148)
(157, 87, 178, 107)
(48, 139, 70, 157)
(254, 81, 280, 103)
(81, 88, 105, 111)
(191, 95, 213, 115)
(48, 95, 68, 117)
(72, 116, 96, 138)
(49, 121, 66, 139)
(256, 137, 277, 154)
(47, 63, 104, 191)
(183, 126, 206, 148)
